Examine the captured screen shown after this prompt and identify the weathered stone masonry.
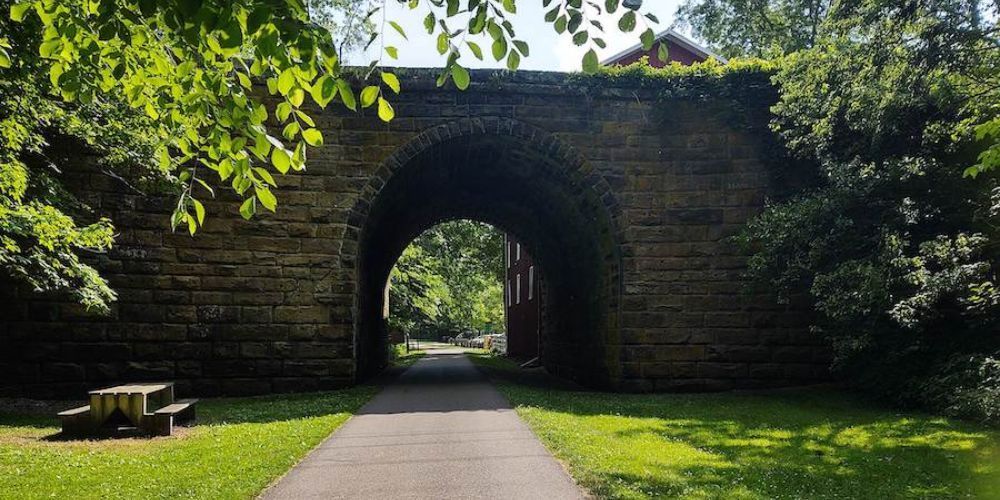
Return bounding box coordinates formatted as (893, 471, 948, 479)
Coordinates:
(0, 70, 829, 397)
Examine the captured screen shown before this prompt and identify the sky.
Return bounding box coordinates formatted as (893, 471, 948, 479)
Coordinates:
(344, 0, 687, 71)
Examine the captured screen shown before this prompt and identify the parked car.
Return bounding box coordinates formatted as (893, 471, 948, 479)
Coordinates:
(453, 331, 476, 347)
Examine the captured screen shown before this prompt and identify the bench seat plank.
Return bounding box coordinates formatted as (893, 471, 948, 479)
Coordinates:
(58, 405, 91, 417)
(153, 398, 199, 415)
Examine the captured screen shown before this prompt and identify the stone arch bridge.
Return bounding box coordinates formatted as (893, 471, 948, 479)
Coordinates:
(0, 70, 827, 397)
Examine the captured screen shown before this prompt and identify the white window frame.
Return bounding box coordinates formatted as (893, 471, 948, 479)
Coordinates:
(507, 279, 512, 306)
(528, 266, 534, 301)
(516, 243, 521, 261)
(516, 273, 521, 305)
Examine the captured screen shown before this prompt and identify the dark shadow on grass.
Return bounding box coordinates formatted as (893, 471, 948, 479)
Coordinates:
(466, 352, 586, 392)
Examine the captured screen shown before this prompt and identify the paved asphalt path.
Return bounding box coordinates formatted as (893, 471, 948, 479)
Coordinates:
(261, 346, 584, 499)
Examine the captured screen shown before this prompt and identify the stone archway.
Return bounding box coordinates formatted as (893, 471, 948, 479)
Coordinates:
(343, 117, 625, 387)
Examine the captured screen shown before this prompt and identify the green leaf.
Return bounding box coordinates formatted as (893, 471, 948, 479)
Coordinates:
(582, 48, 600, 74)
(195, 178, 215, 197)
(192, 199, 205, 225)
(507, 50, 520, 70)
(467, 41, 483, 60)
(618, 11, 636, 32)
(657, 42, 669, 62)
(288, 88, 305, 107)
(513, 40, 530, 56)
(302, 128, 324, 147)
(311, 75, 336, 107)
(381, 71, 401, 93)
(336, 79, 357, 110)
(502, 0, 516, 13)
(424, 13, 436, 34)
(554, 16, 567, 33)
(271, 147, 291, 174)
(218, 158, 234, 180)
(389, 21, 408, 40)
(0, 49, 10, 69)
(640, 28, 655, 50)
(256, 187, 277, 212)
(437, 32, 449, 54)
(360, 85, 380, 108)
(452, 65, 470, 90)
(282, 121, 300, 140)
(254, 167, 277, 187)
(277, 68, 295, 94)
(385, 46, 398, 59)
(39, 39, 60, 58)
(492, 38, 508, 61)
(237, 72, 252, 89)
(239, 197, 256, 220)
(276, 102, 292, 122)
(377, 97, 395, 122)
(10, 2, 30, 22)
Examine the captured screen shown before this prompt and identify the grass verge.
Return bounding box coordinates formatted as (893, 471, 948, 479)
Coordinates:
(469, 353, 1000, 499)
(390, 343, 426, 368)
(0, 387, 377, 499)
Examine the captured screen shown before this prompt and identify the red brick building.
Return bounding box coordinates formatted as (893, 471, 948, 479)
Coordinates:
(601, 28, 725, 67)
(503, 234, 540, 359)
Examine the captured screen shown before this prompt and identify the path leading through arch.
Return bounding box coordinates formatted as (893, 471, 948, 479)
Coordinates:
(260, 344, 584, 499)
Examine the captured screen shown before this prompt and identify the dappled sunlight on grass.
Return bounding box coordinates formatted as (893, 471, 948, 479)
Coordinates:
(478, 364, 1000, 499)
(0, 387, 377, 499)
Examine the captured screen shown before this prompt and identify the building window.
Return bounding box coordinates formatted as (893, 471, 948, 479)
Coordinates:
(516, 243, 521, 261)
(507, 279, 512, 306)
(528, 266, 534, 301)
(516, 273, 521, 305)
(509, 241, 514, 267)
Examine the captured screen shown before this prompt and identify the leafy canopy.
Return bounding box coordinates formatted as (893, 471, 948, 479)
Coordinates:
(674, 0, 832, 58)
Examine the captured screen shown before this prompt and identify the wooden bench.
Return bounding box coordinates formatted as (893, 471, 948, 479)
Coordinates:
(57, 405, 92, 436)
(149, 398, 199, 436)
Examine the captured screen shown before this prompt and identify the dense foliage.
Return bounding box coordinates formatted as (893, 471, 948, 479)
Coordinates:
(0, 0, 658, 310)
(388, 220, 504, 339)
(0, 8, 161, 312)
(668, 0, 1000, 421)
(675, 0, 831, 58)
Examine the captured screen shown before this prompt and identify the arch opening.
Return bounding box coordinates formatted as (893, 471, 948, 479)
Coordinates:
(384, 219, 507, 345)
(353, 127, 622, 387)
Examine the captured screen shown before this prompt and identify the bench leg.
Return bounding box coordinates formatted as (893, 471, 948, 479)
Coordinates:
(61, 413, 93, 437)
(142, 414, 173, 436)
(175, 406, 196, 425)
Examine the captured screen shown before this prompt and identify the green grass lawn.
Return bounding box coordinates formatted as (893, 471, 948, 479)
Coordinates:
(0, 387, 377, 499)
(470, 354, 1000, 499)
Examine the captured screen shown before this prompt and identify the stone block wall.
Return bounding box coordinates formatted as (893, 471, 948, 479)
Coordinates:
(0, 70, 828, 397)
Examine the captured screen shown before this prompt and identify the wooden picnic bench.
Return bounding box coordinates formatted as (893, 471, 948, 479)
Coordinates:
(58, 382, 198, 437)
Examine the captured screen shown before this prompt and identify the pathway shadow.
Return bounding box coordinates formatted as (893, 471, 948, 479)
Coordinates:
(355, 353, 513, 415)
